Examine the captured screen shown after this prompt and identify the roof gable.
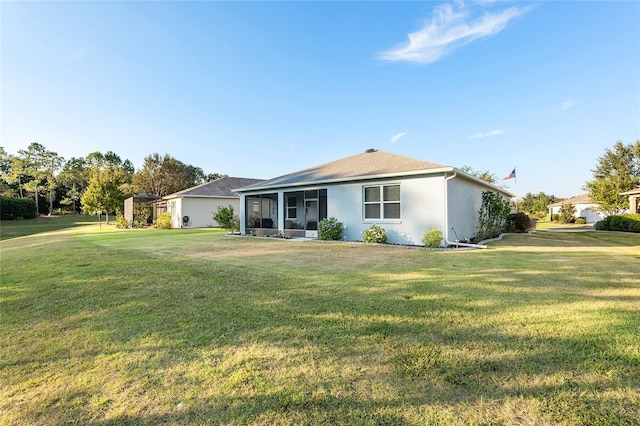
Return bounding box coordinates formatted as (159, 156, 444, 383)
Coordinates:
(240, 149, 448, 190)
(164, 176, 265, 199)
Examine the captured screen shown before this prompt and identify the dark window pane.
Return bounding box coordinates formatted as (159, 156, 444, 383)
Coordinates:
(365, 204, 380, 219)
(384, 203, 401, 219)
(383, 185, 400, 201)
(364, 186, 380, 202)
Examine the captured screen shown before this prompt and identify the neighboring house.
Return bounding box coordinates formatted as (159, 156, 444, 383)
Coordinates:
(548, 194, 605, 224)
(235, 149, 514, 245)
(162, 176, 265, 229)
(621, 188, 640, 214)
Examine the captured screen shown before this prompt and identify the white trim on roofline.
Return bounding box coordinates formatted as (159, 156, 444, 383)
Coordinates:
(234, 167, 514, 198)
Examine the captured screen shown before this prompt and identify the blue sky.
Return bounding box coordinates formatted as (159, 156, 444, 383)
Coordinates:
(2, 1, 639, 198)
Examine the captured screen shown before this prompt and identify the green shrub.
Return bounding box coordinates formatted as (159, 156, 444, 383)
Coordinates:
(0, 197, 38, 220)
(363, 224, 387, 244)
(476, 191, 510, 241)
(422, 228, 443, 248)
(574, 217, 586, 225)
(595, 214, 640, 233)
(153, 212, 173, 229)
(551, 213, 559, 222)
(559, 203, 576, 224)
(213, 205, 240, 233)
(318, 217, 344, 241)
(115, 213, 129, 229)
(506, 212, 532, 233)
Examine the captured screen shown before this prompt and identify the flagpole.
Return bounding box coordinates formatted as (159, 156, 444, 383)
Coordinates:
(514, 166, 518, 213)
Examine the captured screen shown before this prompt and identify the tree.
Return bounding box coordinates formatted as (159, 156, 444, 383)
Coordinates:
(458, 166, 500, 185)
(58, 157, 90, 213)
(16, 143, 64, 216)
(584, 140, 640, 215)
(559, 202, 577, 224)
(81, 152, 133, 223)
(133, 153, 205, 197)
(213, 205, 240, 233)
(518, 192, 563, 216)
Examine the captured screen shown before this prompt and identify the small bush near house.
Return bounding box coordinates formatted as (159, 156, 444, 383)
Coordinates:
(115, 213, 129, 229)
(595, 214, 640, 232)
(0, 197, 37, 220)
(213, 205, 240, 233)
(559, 203, 577, 224)
(422, 228, 443, 248)
(506, 212, 533, 233)
(318, 217, 344, 241)
(153, 212, 173, 229)
(363, 224, 388, 244)
(551, 213, 560, 222)
(574, 217, 587, 225)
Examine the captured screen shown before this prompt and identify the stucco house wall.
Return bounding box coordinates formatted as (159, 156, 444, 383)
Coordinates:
(326, 174, 446, 245)
(447, 176, 488, 242)
(166, 196, 239, 228)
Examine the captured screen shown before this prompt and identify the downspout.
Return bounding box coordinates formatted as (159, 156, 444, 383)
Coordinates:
(443, 171, 487, 249)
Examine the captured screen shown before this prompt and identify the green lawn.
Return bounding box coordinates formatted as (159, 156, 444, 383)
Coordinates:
(1, 221, 639, 425)
(0, 214, 100, 240)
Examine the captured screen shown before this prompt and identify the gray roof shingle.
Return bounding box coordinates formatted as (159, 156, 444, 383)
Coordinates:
(239, 149, 449, 191)
(164, 176, 265, 199)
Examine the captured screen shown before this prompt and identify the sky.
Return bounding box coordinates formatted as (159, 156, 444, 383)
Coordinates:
(2, 1, 639, 199)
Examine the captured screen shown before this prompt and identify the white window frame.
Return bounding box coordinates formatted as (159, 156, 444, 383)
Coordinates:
(363, 184, 401, 222)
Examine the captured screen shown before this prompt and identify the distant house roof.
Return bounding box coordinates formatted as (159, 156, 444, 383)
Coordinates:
(238, 149, 452, 191)
(549, 194, 594, 207)
(163, 176, 265, 200)
(621, 187, 640, 196)
(132, 193, 160, 201)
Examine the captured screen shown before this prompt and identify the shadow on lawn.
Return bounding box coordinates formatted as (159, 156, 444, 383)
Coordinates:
(5, 233, 640, 424)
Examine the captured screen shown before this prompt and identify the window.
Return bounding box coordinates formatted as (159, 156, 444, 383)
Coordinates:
(286, 196, 297, 219)
(364, 184, 400, 220)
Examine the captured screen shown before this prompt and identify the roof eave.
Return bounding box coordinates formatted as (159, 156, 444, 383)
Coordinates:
(234, 167, 456, 193)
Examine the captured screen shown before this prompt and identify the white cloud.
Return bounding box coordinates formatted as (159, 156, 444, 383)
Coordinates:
(378, 2, 530, 64)
(467, 129, 507, 139)
(390, 131, 408, 144)
(559, 98, 578, 110)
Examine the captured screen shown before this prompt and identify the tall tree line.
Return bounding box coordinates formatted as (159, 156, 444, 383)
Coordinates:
(1, 143, 218, 217)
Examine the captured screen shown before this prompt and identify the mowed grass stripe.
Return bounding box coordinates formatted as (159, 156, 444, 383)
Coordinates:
(1, 223, 638, 425)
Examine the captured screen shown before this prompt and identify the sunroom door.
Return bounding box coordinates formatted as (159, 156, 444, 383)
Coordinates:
(305, 199, 318, 238)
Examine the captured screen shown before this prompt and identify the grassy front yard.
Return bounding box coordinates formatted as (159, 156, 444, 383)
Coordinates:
(1, 220, 639, 425)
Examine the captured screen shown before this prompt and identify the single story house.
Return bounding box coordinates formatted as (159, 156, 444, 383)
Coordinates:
(620, 188, 640, 213)
(162, 176, 264, 229)
(235, 149, 514, 245)
(548, 194, 605, 224)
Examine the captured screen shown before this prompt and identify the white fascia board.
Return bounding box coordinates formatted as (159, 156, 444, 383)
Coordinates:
(234, 167, 455, 194)
(452, 168, 516, 198)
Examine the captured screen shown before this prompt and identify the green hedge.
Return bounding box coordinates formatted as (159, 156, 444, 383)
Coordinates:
(1, 197, 38, 220)
(506, 212, 532, 233)
(594, 214, 640, 233)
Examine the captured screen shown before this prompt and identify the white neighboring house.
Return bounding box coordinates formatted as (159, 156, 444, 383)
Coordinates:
(235, 149, 514, 245)
(548, 194, 606, 224)
(620, 188, 640, 214)
(163, 176, 264, 229)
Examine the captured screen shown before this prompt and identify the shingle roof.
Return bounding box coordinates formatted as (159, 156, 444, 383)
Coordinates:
(239, 149, 449, 191)
(549, 194, 593, 207)
(164, 176, 265, 199)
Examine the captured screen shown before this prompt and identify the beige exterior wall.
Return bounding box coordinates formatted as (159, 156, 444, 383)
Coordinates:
(166, 196, 240, 228)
